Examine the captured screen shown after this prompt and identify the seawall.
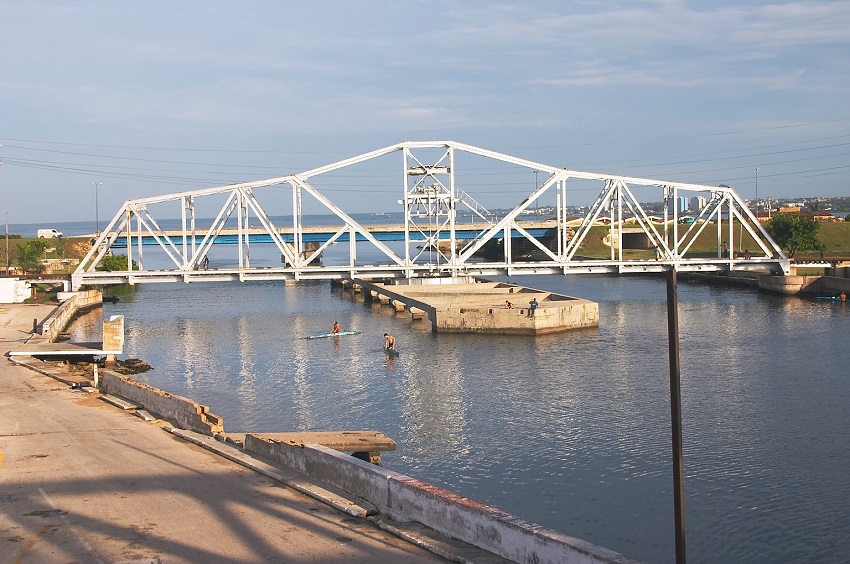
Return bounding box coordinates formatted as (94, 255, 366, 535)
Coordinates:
(682, 271, 850, 296)
(40, 288, 103, 341)
(244, 433, 639, 564)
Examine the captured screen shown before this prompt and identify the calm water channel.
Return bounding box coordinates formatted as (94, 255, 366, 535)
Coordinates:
(70, 274, 850, 563)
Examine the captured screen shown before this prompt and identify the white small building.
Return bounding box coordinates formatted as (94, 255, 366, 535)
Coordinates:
(0, 278, 32, 303)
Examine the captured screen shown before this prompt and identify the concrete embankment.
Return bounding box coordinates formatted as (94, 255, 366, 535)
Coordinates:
(682, 270, 850, 296)
(40, 288, 103, 341)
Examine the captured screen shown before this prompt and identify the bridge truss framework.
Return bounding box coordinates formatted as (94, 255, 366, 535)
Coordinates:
(72, 141, 790, 290)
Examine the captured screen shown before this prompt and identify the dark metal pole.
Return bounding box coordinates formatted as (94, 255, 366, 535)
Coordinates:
(666, 267, 686, 564)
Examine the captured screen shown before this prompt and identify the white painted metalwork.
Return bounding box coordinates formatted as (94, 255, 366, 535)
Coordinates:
(72, 141, 790, 290)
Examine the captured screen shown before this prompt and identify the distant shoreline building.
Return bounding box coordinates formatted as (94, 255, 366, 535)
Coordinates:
(690, 195, 707, 212)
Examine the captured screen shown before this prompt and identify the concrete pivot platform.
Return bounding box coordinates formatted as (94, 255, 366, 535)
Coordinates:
(355, 278, 600, 335)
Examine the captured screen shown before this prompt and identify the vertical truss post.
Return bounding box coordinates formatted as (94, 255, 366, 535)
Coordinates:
(448, 146, 457, 264)
(716, 195, 723, 257)
(673, 185, 679, 258)
(188, 196, 196, 262)
(560, 179, 568, 257)
(236, 190, 244, 269)
(125, 209, 134, 271)
(727, 194, 734, 262)
(135, 211, 143, 271)
(180, 195, 188, 269)
(556, 181, 563, 257)
(608, 181, 616, 261)
(349, 226, 356, 267)
(291, 181, 301, 265)
(616, 182, 624, 266)
(403, 149, 411, 264)
(241, 191, 250, 269)
(663, 186, 671, 249)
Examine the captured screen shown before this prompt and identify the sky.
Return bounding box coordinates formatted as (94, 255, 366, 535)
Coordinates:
(2, 0, 849, 224)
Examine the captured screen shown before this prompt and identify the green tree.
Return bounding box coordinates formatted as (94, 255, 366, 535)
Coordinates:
(16, 240, 48, 273)
(96, 254, 138, 272)
(765, 213, 827, 258)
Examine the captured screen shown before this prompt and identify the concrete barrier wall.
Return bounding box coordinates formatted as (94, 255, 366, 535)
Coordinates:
(41, 289, 102, 341)
(99, 371, 223, 435)
(244, 435, 638, 564)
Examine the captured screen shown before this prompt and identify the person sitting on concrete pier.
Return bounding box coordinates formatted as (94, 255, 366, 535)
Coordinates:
(528, 298, 538, 317)
(505, 300, 513, 309)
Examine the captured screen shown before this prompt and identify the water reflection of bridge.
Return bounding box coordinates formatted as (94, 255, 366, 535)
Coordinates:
(72, 140, 790, 290)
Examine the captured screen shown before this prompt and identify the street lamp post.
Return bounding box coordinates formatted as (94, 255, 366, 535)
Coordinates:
(92, 182, 101, 236)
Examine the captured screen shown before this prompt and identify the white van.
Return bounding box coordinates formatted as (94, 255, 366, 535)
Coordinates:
(37, 228, 63, 238)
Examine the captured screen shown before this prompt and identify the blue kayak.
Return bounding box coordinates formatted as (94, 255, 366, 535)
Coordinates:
(307, 330, 361, 339)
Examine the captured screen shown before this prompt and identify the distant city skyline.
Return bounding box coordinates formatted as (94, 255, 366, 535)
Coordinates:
(2, 1, 849, 223)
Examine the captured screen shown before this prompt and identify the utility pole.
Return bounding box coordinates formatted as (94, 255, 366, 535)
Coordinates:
(92, 182, 102, 235)
(0, 147, 6, 276)
(755, 168, 759, 216)
(5, 211, 9, 276)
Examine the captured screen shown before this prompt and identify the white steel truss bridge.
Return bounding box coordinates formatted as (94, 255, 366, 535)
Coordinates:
(72, 141, 790, 290)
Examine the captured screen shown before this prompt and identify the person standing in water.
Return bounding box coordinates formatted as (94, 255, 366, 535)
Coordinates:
(383, 333, 396, 350)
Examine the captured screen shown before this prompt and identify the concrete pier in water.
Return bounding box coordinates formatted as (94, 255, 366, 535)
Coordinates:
(339, 278, 600, 335)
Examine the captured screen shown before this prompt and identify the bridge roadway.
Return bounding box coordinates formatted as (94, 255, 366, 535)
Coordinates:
(107, 219, 559, 246)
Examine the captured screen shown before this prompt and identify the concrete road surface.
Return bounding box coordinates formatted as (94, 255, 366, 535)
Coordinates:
(0, 304, 448, 563)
